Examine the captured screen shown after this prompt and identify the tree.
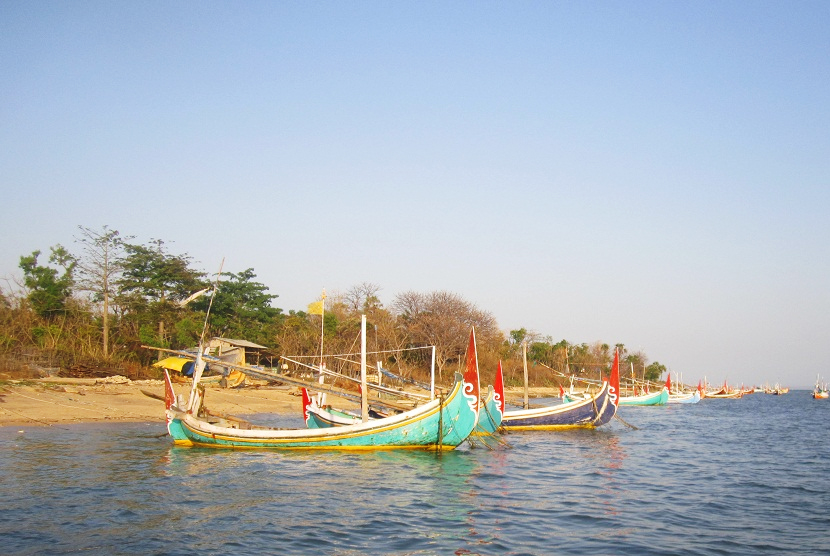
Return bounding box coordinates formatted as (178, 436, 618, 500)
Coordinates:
(342, 282, 383, 313)
(18, 245, 76, 317)
(117, 240, 206, 350)
(118, 240, 204, 305)
(392, 290, 501, 382)
(645, 361, 667, 382)
(202, 268, 281, 344)
(74, 225, 128, 358)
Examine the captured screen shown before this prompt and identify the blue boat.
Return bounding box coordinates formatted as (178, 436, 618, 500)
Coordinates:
(501, 348, 620, 430)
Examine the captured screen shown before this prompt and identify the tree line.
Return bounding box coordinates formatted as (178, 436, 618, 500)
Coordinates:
(1, 225, 668, 387)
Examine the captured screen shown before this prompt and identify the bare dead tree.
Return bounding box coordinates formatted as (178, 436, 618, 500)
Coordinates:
(342, 282, 383, 313)
(392, 290, 502, 383)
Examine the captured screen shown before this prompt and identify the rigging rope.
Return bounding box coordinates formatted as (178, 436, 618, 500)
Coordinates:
(614, 413, 639, 430)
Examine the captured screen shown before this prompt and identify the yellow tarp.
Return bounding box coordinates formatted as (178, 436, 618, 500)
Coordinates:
(152, 356, 192, 372)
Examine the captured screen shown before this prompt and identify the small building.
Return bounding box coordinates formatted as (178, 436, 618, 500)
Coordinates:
(207, 337, 271, 367)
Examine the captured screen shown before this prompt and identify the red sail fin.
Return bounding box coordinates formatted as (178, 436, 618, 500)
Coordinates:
(495, 360, 505, 414)
(464, 327, 480, 413)
(609, 348, 621, 406)
(164, 369, 176, 411)
(301, 387, 312, 423)
(665, 373, 672, 394)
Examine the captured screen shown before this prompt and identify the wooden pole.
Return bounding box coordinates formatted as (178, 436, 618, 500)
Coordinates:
(523, 341, 529, 410)
(361, 315, 369, 422)
(430, 346, 436, 400)
(319, 289, 326, 370)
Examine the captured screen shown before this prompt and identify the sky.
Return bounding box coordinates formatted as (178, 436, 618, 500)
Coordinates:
(2, 1, 828, 389)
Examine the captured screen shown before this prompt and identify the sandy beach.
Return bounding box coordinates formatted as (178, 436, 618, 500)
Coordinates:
(0, 377, 305, 428)
(0, 376, 562, 428)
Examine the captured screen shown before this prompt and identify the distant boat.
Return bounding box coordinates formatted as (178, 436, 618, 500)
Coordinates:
(668, 390, 701, 404)
(706, 382, 743, 399)
(618, 388, 669, 406)
(812, 375, 829, 399)
(665, 374, 701, 404)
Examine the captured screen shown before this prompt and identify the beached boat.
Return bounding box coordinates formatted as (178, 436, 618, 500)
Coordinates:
(501, 348, 620, 431)
(164, 321, 481, 450)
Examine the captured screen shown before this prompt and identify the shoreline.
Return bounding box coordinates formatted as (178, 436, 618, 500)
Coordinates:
(0, 376, 564, 428)
(0, 377, 304, 428)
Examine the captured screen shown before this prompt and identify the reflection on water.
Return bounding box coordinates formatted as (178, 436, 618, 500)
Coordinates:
(1, 393, 829, 555)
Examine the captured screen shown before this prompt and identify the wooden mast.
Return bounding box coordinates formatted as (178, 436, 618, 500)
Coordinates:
(361, 315, 369, 422)
(523, 341, 529, 410)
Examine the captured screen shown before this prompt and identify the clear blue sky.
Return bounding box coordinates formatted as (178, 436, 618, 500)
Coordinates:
(2, 1, 828, 389)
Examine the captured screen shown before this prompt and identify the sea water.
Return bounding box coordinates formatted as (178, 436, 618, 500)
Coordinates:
(1, 391, 828, 555)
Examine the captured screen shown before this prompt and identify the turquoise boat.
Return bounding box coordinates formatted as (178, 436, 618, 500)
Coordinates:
(164, 325, 481, 450)
(304, 358, 504, 437)
(473, 361, 505, 435)
(618, 387, 669, 406)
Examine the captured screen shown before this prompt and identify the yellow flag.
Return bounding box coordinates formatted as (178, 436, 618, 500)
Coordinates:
(307, 300, 324, 315)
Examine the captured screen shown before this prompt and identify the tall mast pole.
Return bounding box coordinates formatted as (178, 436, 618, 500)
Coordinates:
(319, 289, 326, 371)
(430, 346, 436, 400)
(523, 341, 529, 410)
(316, 289, 326, 406)
(361, 315, 369, 422)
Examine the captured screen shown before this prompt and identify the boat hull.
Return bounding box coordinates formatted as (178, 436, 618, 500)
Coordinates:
(619, 388, 669, 406)
(501, 381, 616, 430)
(472, 385, 503, 435)
(667, 391, 701, 404)
(166, 373, 478, 450)
(705, 389, 743, 399)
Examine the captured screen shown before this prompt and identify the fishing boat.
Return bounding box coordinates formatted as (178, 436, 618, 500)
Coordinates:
(666, 373, 701, 404)
(771, 383, 789, 395)
(617, 372, 669, 406)
(301, 388, 392, 428)
(618, 388, 669, 406)
(705, 381, 743, 399)
(164, 320, 481, 450)
(500, 348, 620, 431)
(812, 375, 829, 399)
(473, 361, 505, 435)
(304, 360, 505, 437)
(667, 390, 701, 404)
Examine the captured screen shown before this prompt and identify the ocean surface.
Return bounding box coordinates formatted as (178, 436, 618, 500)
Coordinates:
(1, 391, 828, 555)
